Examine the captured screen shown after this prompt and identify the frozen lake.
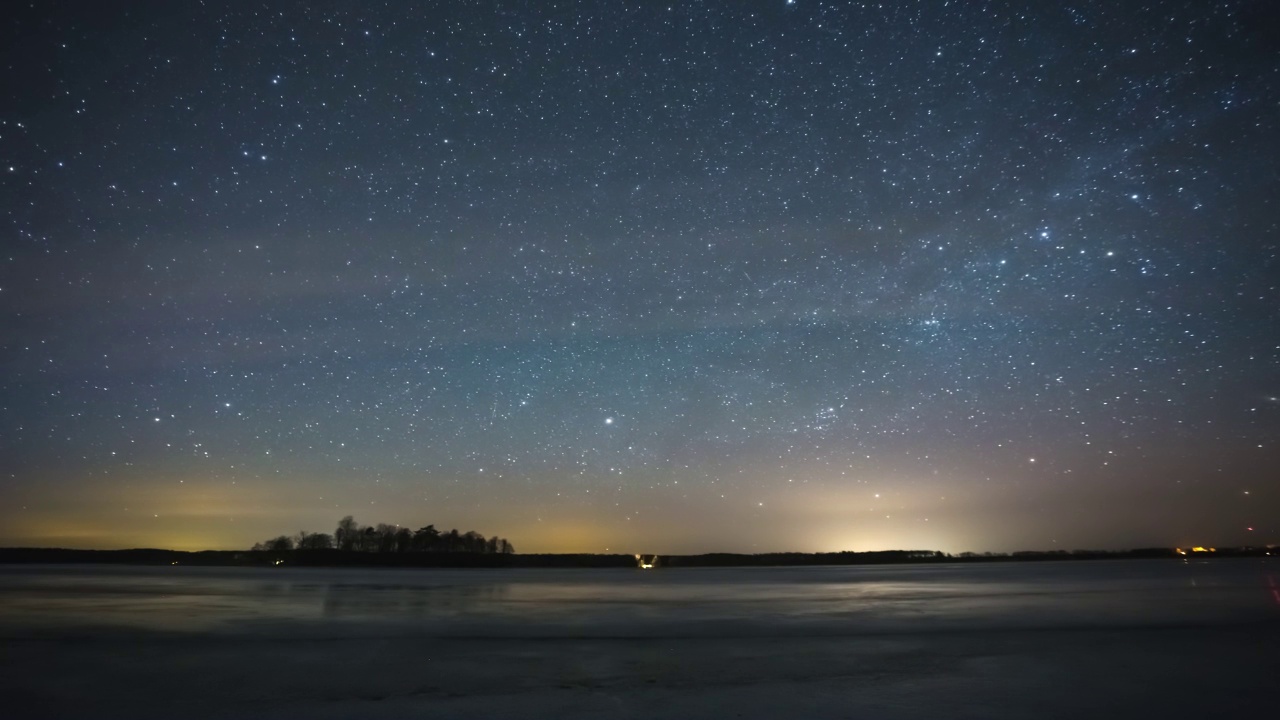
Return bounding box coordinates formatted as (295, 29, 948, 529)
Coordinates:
(3, 559, 1278, 718)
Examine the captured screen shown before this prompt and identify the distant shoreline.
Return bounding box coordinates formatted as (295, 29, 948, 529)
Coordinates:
(1, 546, 1271, 569)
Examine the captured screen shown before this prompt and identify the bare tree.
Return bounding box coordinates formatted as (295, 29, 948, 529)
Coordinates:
(335, 515, 359, 551)
(393, 527, 413, 553)
(374, 523, 398, 553)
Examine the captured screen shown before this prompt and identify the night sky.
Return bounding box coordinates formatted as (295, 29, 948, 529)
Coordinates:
(2, 1, 1277, 554)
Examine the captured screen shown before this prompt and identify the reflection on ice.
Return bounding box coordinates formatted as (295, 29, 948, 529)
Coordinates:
(1, 559, 1276, 637)
(2, 560, 1278, 719)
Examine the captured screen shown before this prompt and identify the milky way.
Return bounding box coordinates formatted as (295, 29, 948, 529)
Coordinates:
(2, 1, 1277, 553)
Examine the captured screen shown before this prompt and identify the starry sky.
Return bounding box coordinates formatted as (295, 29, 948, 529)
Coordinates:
(2, 1, 1277, 554)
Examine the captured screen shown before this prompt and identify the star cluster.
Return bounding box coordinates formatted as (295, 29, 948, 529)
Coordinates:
(1, 1, 1276, 552)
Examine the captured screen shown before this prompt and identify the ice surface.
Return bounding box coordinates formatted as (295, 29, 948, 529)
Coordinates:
(2, 560, 1278, 718)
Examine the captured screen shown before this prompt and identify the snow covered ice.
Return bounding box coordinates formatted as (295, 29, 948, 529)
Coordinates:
(2, 560, 1278, 718)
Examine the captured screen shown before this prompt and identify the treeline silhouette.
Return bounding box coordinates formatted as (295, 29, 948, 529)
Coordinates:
(251, 515, 514, 555)
(0, 545, 1272, 568)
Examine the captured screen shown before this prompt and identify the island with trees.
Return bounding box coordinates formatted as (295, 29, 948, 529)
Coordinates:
(252, 515, 516, 555)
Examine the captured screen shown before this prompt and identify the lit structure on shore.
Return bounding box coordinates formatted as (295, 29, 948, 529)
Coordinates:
(1175, 547, 1216, 555)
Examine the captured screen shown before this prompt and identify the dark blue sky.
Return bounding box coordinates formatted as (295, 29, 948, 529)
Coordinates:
(2, 1, 1277, 552)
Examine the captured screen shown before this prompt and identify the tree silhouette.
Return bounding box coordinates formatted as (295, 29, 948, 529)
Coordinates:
(295, 531, 333, 550)
(252, 515, 515, 557)
(335, 515, 359, 551)
(412, 525, 439, 551)
(374, 524, 398, 553)
(251, 535, 294, 552)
